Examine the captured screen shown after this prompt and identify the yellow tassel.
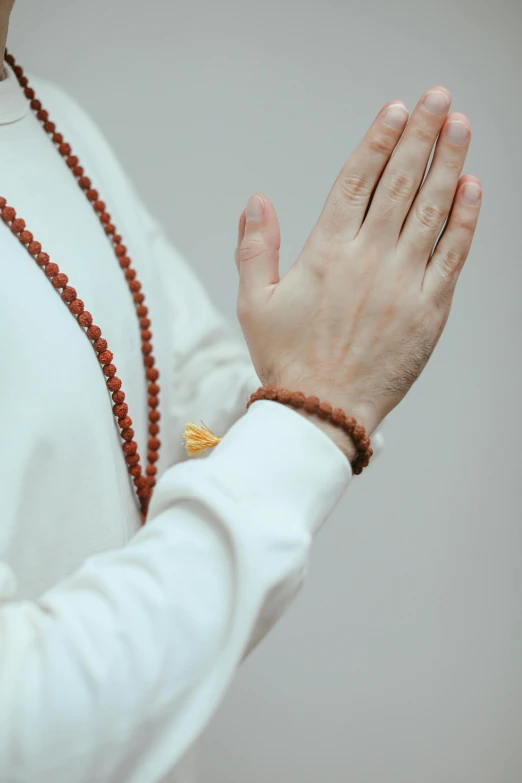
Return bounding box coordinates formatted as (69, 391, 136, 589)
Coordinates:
(183, 421, 223, 457)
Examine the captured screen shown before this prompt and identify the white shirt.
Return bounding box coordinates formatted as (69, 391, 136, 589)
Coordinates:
(0, 64, 378, 782)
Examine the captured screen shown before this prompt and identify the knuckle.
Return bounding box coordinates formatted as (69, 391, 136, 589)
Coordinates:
(383, 170, 415, 203)
(236, 295, 251, 325)
(239, 236, 266, 263)
(451, 213, 476, 234)
(337, 170, 372, 205)
(368, 132, 393, 157)
(437, 246, 463, 282)
(415, 202, 445, 232)
(412, 124, 434, 145)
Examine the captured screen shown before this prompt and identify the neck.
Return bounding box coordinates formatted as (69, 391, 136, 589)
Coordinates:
(0, 9, 10, 79)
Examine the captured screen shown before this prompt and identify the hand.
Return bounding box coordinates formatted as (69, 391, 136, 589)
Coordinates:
(235, 87, 481, 448)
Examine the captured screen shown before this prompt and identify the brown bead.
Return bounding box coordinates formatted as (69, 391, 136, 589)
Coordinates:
(105, 224, 116, 235)
(122, 440, 138, 456)
(141, 329, 152, 341)
(123, 441, 138, 456)
(37, 109, 49, 122)
(119, 416, 132, 429)
(143, 355, 154, 368)
(148, 396, 159, 409)
(318, 401, 333, 417)
(148, 450, 159, 463)
(103, 364, 117, 378)
(148, 437, 160, 451)
(69, 299, 84, 314)
(66, 156, 79, 169)
(78, 311, 93, 327)
(304, 395, 320, 413)
(133, 293, 145, 304)
(28, 240, 42, 256)
(134, 476, 147, 490)
(146, 476, 156, 489)
(44, 263, 59, 278)
(98, 350, 114, 365)
(125, 268, 136, 280)
(24, 86, 35, 99)
(130, 280, 141, 293)
(121, 428, 135, 442)
(93, 337, 107, 352)
(138, 484, 151, 498)
(20, 230, 33, 244)
(126, 454, 140, 467)
(100, 212, 110, 224)
(106, 376, 122, 392)
(93, 200, 105, 213)
(62, 286, 77, 302)
(87, 324, 102, 341)
(86, 189, 98, 202)
(331, 408, 344, 424)
(44, 121, 55, 133)
(149, 423, 159, 436)
(72, 166, 83, 177)
(1, 205, 15, 221)
(11, 217, 25, 233)
(115, 244, 126, 257)
(0, 197, 6, 209)
(113, 402, 128, 418)
(119, 256, 130, 268)
(148, 383, 159, 395)
(52, 132, 63, 144)
(137, 305, 148, 318)
(142, 342, 152, 355)
(52, 273, 68, 289)
(146, 368, 159, 382)
(352, 424, 365, 440)
(58, 142, 71, 156)
(344, 416, 356, 432)
(112, 390, 125, 404)
(146, 464, 157, 476)
(129, 465, 141, 478)
(141, 318, 151, 329)
(35, 252, 49, 267)
(79, 176, 91, 190)
(149, 410, 160, 423)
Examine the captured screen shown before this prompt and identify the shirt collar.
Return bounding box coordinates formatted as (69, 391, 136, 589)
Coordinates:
(0, 62, 30, 125)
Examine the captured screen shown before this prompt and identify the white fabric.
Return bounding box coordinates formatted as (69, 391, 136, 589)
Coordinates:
(0, 64, 378, 782)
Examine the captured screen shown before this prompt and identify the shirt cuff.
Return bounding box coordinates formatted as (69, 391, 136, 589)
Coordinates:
(204, 399, 352, 535)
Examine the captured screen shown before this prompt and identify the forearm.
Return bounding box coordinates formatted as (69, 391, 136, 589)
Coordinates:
(0, 402, 350, 782)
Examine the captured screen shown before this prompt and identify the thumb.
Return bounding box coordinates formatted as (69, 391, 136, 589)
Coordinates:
(236, 194, 280, 295)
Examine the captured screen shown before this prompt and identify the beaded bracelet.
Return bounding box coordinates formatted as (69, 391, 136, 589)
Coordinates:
(246, 385, 373, 474)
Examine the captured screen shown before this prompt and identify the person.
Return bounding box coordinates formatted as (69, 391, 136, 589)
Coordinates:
(0, 1, 482, 781)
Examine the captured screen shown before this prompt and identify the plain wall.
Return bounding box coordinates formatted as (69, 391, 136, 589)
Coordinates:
(8, 1, 522, 781)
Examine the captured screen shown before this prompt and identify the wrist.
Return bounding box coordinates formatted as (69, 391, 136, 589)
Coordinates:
(294, 408, 357, 461)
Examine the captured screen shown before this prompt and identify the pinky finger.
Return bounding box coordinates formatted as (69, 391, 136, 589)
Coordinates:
(235, 209, 247, 273)
(424, 175, 482, 305)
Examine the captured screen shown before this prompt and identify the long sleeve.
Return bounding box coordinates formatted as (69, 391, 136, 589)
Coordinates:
(0, 400, 351, 783)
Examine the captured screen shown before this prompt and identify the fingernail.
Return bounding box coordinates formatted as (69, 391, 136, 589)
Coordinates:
(383, 104, 409, 129)
(461, 182, 481, 205)
(445, 120, 470, 145)
(424, 90, 450, 116)
(246, 194, 264, 223)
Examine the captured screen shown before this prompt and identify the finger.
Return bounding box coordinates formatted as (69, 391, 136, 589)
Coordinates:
(313, 100, 409, 243)
(362, 86, 452, 241)
(423, 175, 482, 305)
(235, 209, 246, 273)
(399, 113, 471, 262)
(237, 194, 281, 297)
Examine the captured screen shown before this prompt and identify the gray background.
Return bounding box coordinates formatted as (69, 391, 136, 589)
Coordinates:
(8, 0, 522, 781)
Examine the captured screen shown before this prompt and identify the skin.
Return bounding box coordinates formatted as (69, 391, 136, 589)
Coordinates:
(236, 91, 482, 458)
(0, 0, 14, 72)
(1, 1, 482, 461)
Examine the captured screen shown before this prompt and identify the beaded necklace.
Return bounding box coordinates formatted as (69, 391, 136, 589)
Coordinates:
(0, 51, 159, 523)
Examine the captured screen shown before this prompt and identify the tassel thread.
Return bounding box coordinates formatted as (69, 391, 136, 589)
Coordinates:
(183, 421, 222, 456)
